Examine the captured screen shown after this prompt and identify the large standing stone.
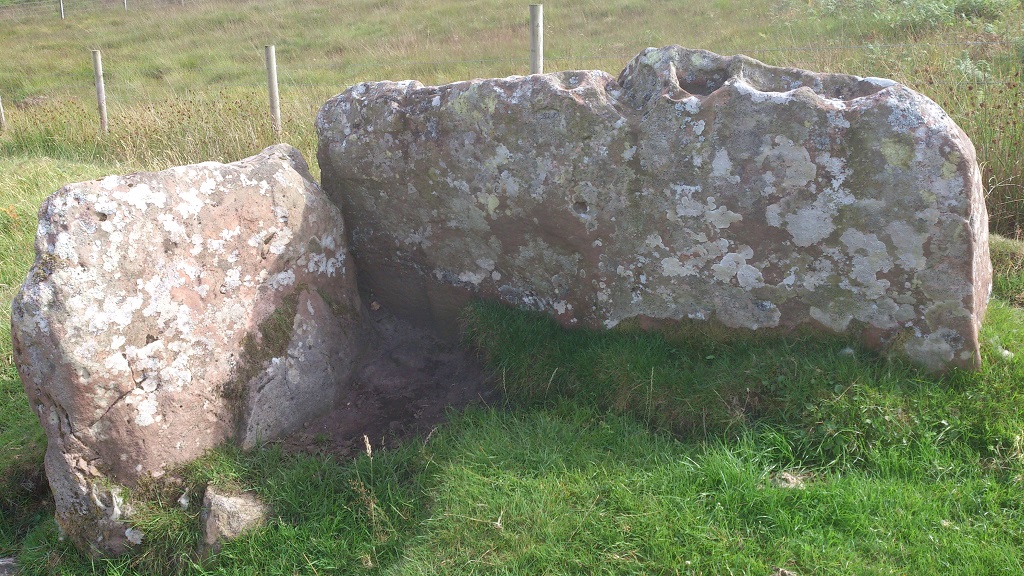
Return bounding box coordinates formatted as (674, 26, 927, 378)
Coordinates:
(317, 46, 990, 372)
(10, 145, 363, 555)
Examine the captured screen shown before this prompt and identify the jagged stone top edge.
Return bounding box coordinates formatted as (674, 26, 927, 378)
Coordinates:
(317, 45, 910, 106)
(313, 45, 964, 140)
(41, 144, 313, 201)
(618, 45, 900, 104)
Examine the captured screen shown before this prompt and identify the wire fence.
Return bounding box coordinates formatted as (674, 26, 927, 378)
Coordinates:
(1, 0, 1022, 143)
(0, 0, 184, 17)
(2, 40, 1018, 119)
(1, 0, 1022, 235)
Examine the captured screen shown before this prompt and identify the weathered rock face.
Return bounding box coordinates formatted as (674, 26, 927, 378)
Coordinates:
(11, 144, 362, 555)
(317, 45, 991, 371)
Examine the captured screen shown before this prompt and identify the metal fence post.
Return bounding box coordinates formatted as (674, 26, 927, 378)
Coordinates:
(265, 45, 281, 139)
(59, 0, 64, 19)
(530, 4, 543, 74)
(0, 94, 7, 132)
(92, 50, 108, 134)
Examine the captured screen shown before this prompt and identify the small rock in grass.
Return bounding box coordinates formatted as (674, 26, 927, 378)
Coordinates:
(0, 558, 18, 576)
(124, 527, 144, 545)
(200, 485, 270, 555)
(771, 470, 810, 489)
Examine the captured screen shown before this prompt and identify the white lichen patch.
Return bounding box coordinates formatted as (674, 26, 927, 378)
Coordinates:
(103, 353, 130, 374)
(306, 253, 344, 276)
(886, 221, 927, 270)
(268, 269, 296, 290)
(660, 257, 690, 278)
(175, 188, 205, 218)
(114, 184, 167, 212)
(158, 214, 187, 240)
(706, 204, 742, 229)
(711, 149, 735, 181)
(267, 227, 293, 255)
(711, 246, 760, 287)
(458, 270, 487, 286)
(757, 135, 817, 189)
(52, 232, 78, 262)
(124, 389, 160, 427)
(736, 264, 764, 289)
(886, 92, 925, 134)
(223, 269, 242, 293)
(840, 229, 894, 299)
(668, 184, 705, 219)
(785, 205, 835, 247)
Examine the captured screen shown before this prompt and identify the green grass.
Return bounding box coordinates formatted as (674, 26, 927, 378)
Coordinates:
(992, 233, 1024, 305)
(463, 298, 1024, 472)
(3, 0, 1024, 573)
(13, 399, 1024, 574)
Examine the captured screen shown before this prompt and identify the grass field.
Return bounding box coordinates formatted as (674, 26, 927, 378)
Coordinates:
(2, 0, 1024, 573)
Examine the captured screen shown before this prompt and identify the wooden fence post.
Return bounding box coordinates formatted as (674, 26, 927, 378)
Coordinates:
(59, 0, 64, 19)
(530, 4, 543, 74)
(124, 0, 127, 11)
(92, 50, 108, 134)
(265, 44, 282, 140)
(0, 94, 7, 133)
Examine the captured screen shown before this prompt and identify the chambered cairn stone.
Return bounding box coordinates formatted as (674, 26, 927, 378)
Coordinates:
(317, 46, 991, 372)
(11, 144, 363, 555)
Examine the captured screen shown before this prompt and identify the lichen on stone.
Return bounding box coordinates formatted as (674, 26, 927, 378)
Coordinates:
(317, 45, 990, 373)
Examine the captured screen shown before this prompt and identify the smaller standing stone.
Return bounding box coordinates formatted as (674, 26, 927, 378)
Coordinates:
(11, 144, 362, 556)
(200, 486, 270, 555)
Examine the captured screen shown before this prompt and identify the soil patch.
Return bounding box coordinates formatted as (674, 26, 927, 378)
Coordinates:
(282, 302, 500, 458)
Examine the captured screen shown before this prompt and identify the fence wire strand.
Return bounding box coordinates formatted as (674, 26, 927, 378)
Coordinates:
(1, 0, 1022, 137)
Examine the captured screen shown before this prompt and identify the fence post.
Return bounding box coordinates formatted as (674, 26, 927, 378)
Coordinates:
(530, 4, 543, 74)
(92, 50, 108, 134)
(265, 44, 282, 140)
(59, 0, 64, 19)
(123, 0, 127, 10)
(0, 94, 7, 133)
